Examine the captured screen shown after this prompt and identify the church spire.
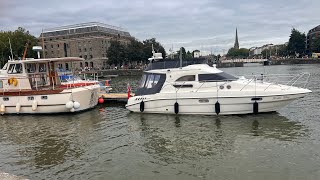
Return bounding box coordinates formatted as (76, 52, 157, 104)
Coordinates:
(234, 28, 239, 49)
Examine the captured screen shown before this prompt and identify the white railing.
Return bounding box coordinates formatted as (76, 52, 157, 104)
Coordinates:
(158, 72, 311, 94)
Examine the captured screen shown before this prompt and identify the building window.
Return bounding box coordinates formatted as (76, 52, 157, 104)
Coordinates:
(79, 48, 82, 52)
(85, 62, 88, 67)
(90, 47, 92, 51)
(84, 48, 87, 52)
(51, 44, 53, 48)
(80, 62, 83, 68)
(84, 55, 87, 59)
(57, 44, 59, 48)
(44, 45, 47, 49)
(90, 55, 93, 59)
(90, 62, 94, 68)
(79, 55, 82, 58)
(50, 38, 52, 41)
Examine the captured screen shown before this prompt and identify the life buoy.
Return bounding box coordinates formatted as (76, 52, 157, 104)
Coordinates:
(8, 77, 18, 86)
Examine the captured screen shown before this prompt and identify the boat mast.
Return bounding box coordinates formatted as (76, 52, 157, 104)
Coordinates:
(179, 47, 182, 69)
(8, 38, 13, 60)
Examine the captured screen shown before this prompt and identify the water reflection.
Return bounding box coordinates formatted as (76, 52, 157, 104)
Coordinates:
(0, 110, 103, 170)
(128, 112, 307, 160)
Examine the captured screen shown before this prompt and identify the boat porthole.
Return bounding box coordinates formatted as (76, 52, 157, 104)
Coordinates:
(227, 85, 231, 89)
(219, 85, 224, 90)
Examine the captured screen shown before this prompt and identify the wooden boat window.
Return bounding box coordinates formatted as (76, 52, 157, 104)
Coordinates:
(28, 97, 34, 101)
(3, 97, 9, 101)
(25, 63, 37, 73)
(7, 63, 23, 74)
(39, 63, 47, 72)
(176, 75, 195, 82)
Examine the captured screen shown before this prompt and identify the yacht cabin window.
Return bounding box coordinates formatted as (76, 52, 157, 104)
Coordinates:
(7, 63, 23, 74)
(139, 74, 147, 88)
(198, 72, 237, 82)
(145, 74, 161, 88)
(176, 75, 195, 81)
(140, 73, 162, 89)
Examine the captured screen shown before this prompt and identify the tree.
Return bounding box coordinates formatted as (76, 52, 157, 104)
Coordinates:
(310, 36, 320, 53)
(226, 48, 249, 58)
(276, 44, 288, 57)
(176, 47, 186, 59)
(126, 38, 144, 64)
(186, 51, 193, 59)
(106, 40, 127, 66)
(0, 27, 37, 65)
(287, 28, 306, 57)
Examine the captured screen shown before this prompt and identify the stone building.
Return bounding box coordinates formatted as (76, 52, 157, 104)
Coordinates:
(38, 22, 132, 70)
(306, 25, 320, 55)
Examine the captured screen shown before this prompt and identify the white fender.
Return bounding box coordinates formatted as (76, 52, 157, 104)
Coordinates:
(16, 103, 21, 113)
(66, 101, 74, 109)
(32, 100, 38, 111)
(73, 101, 80, 109)
(0, 104, 5, 115)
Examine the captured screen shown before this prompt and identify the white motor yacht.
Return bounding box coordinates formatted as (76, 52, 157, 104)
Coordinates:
(126, 54, 311, 115)
(0, 57, 100, 114)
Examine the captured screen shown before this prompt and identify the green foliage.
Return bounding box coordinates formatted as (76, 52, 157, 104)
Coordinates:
(106, 37, 166, 65)
(176, 47, 186, 59)
(106, 40, 127, 65)
(0, 27, 37, 65)
(186, 51, 193, 59)
(287, 28, 306, 57)
(310, 36, 320, 53)
(126, 38, 144, 63)
(226, 48, 249, 58)
(277, 44, 288, 57)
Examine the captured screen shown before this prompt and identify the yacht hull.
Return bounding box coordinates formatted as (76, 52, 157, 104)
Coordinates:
(0, 84, 99, 114)
(126, 93, 308, 115)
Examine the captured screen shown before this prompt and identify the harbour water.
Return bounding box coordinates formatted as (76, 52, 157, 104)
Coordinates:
(0, 64, 320, 179)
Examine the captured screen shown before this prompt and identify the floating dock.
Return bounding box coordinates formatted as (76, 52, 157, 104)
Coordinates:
(100, 93, 134, 102)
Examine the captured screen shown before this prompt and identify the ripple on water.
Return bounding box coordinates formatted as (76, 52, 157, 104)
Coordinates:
(0, 65, 320, 179)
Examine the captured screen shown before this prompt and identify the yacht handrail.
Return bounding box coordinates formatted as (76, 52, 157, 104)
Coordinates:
(157, 72, 310, 94)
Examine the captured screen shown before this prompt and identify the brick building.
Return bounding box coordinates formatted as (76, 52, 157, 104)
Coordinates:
(39, 22, 132, 70)
(306, 25, 320, 55)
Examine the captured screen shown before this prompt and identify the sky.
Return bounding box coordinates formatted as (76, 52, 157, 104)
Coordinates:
(1, 0, 319, 55)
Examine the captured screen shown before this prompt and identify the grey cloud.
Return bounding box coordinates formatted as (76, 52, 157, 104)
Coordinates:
(1, 0, 319, 55)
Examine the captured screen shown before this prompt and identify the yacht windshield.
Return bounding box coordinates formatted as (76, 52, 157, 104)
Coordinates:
(198, 72, 237, 82)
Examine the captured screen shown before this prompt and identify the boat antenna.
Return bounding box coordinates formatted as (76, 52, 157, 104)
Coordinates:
(8, 37, 13, 60)
(179, 47, 182, 69)
(152, 44, 155, 60)
(42, 29, 45, 58)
